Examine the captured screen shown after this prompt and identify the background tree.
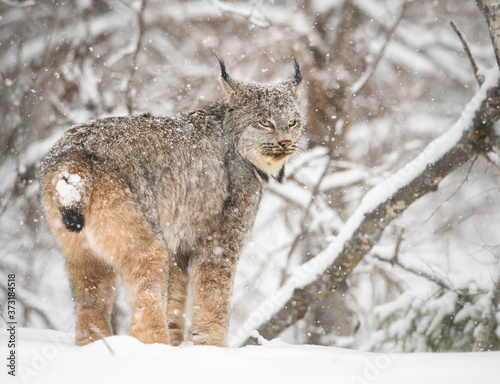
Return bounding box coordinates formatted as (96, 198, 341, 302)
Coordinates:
(1, 0, 499, 352)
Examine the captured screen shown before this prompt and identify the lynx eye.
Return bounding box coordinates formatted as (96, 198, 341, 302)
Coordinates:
(288, 120, 297, 128)
(258, 119, 275, 130)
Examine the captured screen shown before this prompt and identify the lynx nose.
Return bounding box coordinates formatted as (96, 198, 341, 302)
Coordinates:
(278, 139, 293, 149)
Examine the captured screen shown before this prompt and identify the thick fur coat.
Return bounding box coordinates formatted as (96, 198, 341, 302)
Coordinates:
(40, 59, 304, 346)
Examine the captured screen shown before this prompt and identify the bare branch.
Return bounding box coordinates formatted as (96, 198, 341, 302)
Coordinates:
(476, 0, 500, 70)
(0, 174, 18, 218)
(90, 325, 116, 355)
(126, 0, 148, 115)
(371, 253, 469, 302)
(481, 152, 500, 172)
(421, 156, 477, 225)
(337, 1, 410, 135)
(211, 0, 276, 29)
(450, 20, 484, 85)
(279, 157, 333, 285)
(278, 3, 411, 279)
(351, 2, 410, 96)
(0, 283, 58, 330)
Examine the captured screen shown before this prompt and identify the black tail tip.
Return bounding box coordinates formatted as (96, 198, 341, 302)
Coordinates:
(61, 209, 84, 232)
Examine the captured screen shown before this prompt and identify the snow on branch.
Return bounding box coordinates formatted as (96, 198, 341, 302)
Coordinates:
(473, 268, 500, 351)
(235, 68, 500, 346)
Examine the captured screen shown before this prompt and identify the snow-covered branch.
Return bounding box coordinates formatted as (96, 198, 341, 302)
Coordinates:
(238, 68, 500, 346)
(473, 270, 500, 351)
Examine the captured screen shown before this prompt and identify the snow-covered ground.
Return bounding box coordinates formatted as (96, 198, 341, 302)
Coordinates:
(1, 328, 499, 384)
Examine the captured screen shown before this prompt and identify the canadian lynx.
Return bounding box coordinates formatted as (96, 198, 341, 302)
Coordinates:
(40, 57, 304, 347)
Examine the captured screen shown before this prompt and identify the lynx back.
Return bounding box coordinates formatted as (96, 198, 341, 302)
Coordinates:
(40, 58, 304, 346)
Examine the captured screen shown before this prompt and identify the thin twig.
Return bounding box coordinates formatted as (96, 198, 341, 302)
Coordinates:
(371, 232, 471, 302)
(350, 2, 409, 97)
(450, 20, 484, 85)
(372, 254, 469, 301)
(0, 284, 58, 329)
(279, 158, 332, 286)
(279, 3, 411, 280)
(391, 228, 405, 265)
(480, 152, 500, 174)
(211, 0, 276, 29)
(421, 155, 477, 225)
(0, 173, 19, 218)
(375, 227, 465, 299)
(126, 0, 148, 115)
(90, 325, 115, 355)
(476, 0, 500, 71)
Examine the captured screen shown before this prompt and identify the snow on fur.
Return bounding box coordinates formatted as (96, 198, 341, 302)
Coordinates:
(56, 171, 83, 207)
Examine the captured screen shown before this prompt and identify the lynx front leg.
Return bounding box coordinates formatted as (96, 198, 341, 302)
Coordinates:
(186, 161, 263, 347)
(167, 262, 188, 346)
(66, 256, 117, 346)
(188, 254, 237, 347)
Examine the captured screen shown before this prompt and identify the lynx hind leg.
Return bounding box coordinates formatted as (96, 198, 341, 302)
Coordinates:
(41, 156, 116, 346)
(66, 255, 117, 346)
(86, 173, 170, 345)
(167, 262, 188, 346)
(126, 248, 170, 345)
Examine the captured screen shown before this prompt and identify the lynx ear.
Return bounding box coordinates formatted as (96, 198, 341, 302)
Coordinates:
(215, 54, 237, 103)
(291, 57, 303, 99)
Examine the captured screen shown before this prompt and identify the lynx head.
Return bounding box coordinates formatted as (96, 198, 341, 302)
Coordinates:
(217, 56, 304, 182)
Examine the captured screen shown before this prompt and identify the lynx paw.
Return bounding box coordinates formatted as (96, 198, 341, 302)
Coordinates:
(168, 323, 185, 346)
(75, 329, 106, 346)
(130, 291, 169, 344)
(75, 307, 113, 346)
(188, 328, 227, 347)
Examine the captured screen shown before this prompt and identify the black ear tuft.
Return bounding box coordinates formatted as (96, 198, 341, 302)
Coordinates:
(214, 52, 236, 90)
(292, 57, 302, 87)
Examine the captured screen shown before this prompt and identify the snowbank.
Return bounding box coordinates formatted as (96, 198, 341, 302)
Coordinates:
(1, 328, 499, 384)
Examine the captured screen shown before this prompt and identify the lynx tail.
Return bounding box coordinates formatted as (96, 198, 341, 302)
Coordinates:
(41, 152, 93, 233)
